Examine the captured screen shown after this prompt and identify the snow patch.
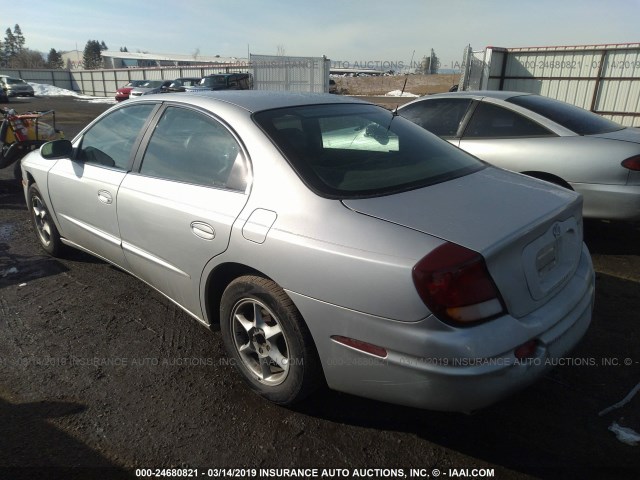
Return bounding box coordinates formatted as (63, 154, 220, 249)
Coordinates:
(28, 83, 116, 104)
(385, 90, 419, 97)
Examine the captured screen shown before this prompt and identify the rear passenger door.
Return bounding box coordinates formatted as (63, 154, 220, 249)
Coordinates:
(458, 100, 557, 172)
(116, 105, 251, 319)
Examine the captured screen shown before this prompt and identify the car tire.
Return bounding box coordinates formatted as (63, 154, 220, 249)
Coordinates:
(28, 183, 64, 256)
(220, 275, 322, 404)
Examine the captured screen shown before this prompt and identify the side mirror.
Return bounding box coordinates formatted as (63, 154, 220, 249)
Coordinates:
(41, 139, 73, 159)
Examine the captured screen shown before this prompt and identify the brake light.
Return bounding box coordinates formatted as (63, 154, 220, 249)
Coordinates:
(412, 242, 505, 324)
(622, 155, 640, 171)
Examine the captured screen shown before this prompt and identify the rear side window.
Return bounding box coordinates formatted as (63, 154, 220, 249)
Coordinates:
(463, 102, 553, 138)
(400, 98, 472, 137)
(139, 106, 248, 191)
(77, 103, 156, 169)
(254, 104, 483, 198)
(506, 94, 623, 135)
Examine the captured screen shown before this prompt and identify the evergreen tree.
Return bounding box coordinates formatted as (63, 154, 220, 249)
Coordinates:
(3, 28, 17, 60)
(82, 40, 103, 69)
(13, 24, 25, 52)
(47, 48, 64, 69)
(100, 40, 108, 51)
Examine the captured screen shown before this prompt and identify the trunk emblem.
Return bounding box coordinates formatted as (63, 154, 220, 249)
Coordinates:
(552, 223, 562, 238)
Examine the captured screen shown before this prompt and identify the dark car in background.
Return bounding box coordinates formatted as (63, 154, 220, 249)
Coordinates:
(185, 73, 253, 92)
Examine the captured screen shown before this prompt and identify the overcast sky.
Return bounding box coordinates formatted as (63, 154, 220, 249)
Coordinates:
(4, 0, 639, 69)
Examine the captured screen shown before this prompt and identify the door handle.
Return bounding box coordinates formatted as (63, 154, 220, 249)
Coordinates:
(191, 221, 215, 240)
(98, 190, 113, 205)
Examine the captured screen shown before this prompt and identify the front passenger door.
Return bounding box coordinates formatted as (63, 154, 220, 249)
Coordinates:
(47, 103, 157, 266)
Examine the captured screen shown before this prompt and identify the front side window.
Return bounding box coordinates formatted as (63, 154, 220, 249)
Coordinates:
(463, 102, 553, 138)
(400, 98, 473, 137)
(254, 104, 483, 198)
(139, 106, 248, 191)
(77, 103, 155, 169)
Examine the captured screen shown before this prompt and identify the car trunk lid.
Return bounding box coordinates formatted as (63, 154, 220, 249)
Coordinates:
(342, 167, 584, 318)
(589, 127, 640, 144)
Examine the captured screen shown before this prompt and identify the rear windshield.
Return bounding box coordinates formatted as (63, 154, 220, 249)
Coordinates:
(506, 95, 623, 135)
(142, 81, 163, 88)
(253, 104, 484, 198)
(6, 77, 26, 85)
(203, 76, 228, 87)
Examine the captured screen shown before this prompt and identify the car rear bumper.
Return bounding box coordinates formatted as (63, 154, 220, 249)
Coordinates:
(289, 245, 594, 411)
(7, 91, 34, 97)
(573, 182, 640, 221)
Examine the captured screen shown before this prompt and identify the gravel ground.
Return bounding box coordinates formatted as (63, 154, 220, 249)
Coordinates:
(0, 95, 639, 480)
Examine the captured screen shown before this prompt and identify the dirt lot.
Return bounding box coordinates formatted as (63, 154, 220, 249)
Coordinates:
(0, 96, 639, 480)
(333, 74, 459, 96)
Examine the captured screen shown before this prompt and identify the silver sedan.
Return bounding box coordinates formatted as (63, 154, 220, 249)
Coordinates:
(398, 91, 640, 221)
(21, 92, 594, 411)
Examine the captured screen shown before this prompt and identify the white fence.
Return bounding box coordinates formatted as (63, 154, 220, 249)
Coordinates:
(1, 55, 331, 97)
(0, 64, 248, 97)
(250, 54, 330, 92)
(460, 43, 640, 126)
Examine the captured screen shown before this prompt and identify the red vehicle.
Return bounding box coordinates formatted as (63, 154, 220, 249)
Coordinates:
(115, 80, 147, 101)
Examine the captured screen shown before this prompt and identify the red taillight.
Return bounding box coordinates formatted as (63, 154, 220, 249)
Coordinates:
(331, 336, 388, 358)
(412, 242, 505, 325)
(622, 155, 640, 171)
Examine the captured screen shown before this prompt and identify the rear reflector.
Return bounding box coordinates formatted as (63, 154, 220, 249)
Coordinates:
(514, 340, 538, 359)
(331, 335, 388, 358)
(413, 242, 505, 325)
(622, 155, 640, 171)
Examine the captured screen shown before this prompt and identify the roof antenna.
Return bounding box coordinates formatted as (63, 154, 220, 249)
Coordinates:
(393, 50, 415, 116)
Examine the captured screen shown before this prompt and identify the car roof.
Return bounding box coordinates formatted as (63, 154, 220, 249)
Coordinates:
(205, 73, 244, 77)
(146, 90, 369, 113)
(418, 90, 534, 101)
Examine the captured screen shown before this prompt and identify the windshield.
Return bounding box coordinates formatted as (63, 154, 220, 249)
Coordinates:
(254, 104, 484, 198)
(506, 95, 624, 135)
(7, 78, 27, 85)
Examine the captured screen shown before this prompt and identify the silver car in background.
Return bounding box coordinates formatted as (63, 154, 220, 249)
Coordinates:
(0, 75, 35, 98)
(398, 91, 640, 221)
(21, 92, 594, 411)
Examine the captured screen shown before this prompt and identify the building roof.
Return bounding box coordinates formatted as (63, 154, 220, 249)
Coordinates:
(101, 50, 246, 64)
